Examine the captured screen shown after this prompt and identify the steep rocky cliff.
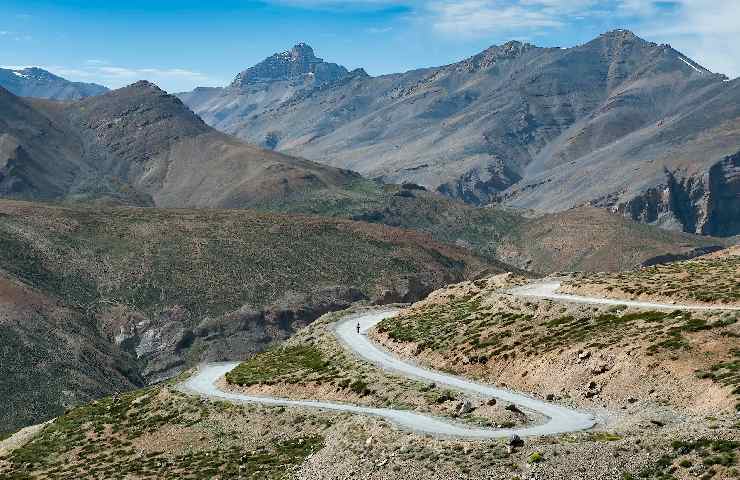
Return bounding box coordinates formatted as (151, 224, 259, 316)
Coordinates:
(610, 152, 740, 236)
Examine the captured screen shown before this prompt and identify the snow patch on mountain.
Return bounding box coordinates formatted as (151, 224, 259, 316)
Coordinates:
(678, 56, 704, 73)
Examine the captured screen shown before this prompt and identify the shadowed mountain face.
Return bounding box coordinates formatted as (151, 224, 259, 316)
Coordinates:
(0, 81, 362, 208)
(179, 31, 740, 236)
(0, 67, 108, 100)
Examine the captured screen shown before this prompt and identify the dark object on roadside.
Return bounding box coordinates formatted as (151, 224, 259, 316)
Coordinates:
(394, 189, 415, 198)
(509, 434, 524, 447)
(505, 404, 524, 414)
(401, 182, 427, 191)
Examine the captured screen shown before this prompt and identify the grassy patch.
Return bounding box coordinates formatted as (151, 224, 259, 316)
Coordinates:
(0, 386, 324, 480)
(225, 345, 331, 386)
(565, 254, 740, 305)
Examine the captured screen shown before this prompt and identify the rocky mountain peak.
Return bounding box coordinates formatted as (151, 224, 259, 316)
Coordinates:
(590, 28, 654, 50)
(126, 80, 165, 92)
(457, 40, 537, 72)
(601, 29, 639, 39)
(289, 42, 317, 62)
(230, 43, 349, 88)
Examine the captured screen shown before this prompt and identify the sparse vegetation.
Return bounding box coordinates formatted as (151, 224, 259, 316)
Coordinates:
(377, 290, 736, 364)
(225, 345, 331, 386)
(222, 309, 532, 427)
(0, 386, 325, 479)
(0, 200, 491, 434)
(563, 248, 740, 305)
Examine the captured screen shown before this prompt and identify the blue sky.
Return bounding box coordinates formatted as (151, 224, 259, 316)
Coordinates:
(1, 0, 738, 92)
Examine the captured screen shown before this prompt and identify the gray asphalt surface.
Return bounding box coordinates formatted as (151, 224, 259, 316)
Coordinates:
(179, 282, 736, 438)
(509, 281, 740, 311)
(180, 308, 595, 438)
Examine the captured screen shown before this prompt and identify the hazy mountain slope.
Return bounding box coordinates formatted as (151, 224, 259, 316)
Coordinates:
(180, 30, 739, 235)
(0, 67, 108, 100)
(0, 82, 365, 208)
(506, 75, 740, 237)
(0, 87, 108, 202)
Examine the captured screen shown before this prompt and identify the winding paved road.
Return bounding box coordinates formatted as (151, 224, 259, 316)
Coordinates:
(179, 281, 735, 439)
(510, 281, 740, 311)
(180, 308, 595, 439)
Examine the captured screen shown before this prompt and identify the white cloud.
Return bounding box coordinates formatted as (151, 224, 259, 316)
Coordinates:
(3, 63, 224, 92)
(626, 0, 740, 78)
(427, 1, 564, 37)
(367, 26, 393, 33)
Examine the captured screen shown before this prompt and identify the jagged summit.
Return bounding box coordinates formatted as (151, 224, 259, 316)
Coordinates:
(230, 43, 349, 88)
(125, 79, 165, 91)
(601, 28, 640, 38)
(287, 42, 316, 61)
(456, 40, 538, 72)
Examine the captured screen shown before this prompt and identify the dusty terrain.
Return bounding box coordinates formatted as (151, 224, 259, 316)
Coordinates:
(369, 273, 740, 479)
(2, 260, 738, 479)
(561, 246, 740, 307)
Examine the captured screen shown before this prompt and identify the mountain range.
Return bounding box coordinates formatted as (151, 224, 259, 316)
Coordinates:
(0, 79, 722, 272)
(0, 80, 362, 208)
(0, 30, 737, 442)
(0, 67, 108, 100)
(179, 30, 740, 237)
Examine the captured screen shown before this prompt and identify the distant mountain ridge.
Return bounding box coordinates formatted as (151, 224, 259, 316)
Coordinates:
(179, 30, 740, 237)
(0, 81, 361, 208)
(0, 67, 108, 100)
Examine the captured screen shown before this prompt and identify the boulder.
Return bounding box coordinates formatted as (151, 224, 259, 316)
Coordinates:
(457, 400, 474, 415)
(509, 434, 524, 447)
(505, 404, 524, 414)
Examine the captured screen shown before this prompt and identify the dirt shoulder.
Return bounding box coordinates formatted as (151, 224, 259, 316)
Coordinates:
(560, 246, 740, 307)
